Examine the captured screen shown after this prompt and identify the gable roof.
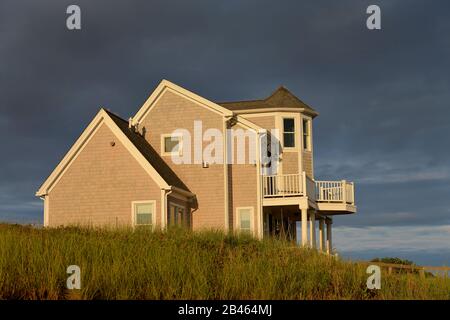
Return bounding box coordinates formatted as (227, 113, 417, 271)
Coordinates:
(131, 79, 264, 133)
(132, 79, 233, 125)
(218, 86, 318, 117)
(36, 108, 191, 197)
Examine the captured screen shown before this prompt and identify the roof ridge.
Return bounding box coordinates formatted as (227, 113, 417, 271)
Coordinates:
(217, 85, 297, 105)
(102, 108, 128, 123)
(216, 98, 265, 105)
(264, 85, 289, 101)
(264, 86, 317, 114)
(217, 86, 318, 117)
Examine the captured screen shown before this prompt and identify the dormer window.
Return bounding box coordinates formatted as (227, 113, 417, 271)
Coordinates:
(283, 118, 295, 148)
(302, 118, 311, 151)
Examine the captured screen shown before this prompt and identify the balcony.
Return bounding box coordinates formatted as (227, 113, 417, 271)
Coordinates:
(262, 173, 356, 213)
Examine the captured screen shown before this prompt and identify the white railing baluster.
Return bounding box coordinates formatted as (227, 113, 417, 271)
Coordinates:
(262, 173, 303, 197)
(262, 174, 355, 204)
(313, 180, 355, 204)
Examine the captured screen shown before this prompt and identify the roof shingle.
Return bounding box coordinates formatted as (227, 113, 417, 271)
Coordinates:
(104, 109, 190, 192)
(218, 86, 318, 117)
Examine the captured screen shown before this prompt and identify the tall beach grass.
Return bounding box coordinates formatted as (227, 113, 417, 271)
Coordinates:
(0, 223, 448, 300)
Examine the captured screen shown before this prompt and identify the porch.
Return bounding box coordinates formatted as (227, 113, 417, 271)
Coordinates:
(262, 206, 334, 254)
(261, 172, 356, 252)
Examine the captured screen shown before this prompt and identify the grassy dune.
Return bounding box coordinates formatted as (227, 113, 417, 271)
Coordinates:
(0, 223, 448, 300)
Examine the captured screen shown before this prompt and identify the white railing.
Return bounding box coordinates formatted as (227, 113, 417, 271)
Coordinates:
(315, 180, 355, 204)
(262, 173, 355, 205)
(305, 173, 316, 201)
(263, 174, 303, 197)
(315, 181, 342, 202)
(345, 182, 354, 204)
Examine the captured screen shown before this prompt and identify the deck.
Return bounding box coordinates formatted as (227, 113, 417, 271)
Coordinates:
(262, 172, 356, 214)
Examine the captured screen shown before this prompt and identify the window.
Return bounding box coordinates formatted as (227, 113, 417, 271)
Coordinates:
(302, 118, 311, 151)
(283, 118, 295, 148)
(133, 201, 155, 228)
(168, 203, 190, 228)
(162, 134, 182, 155)
(237, 207, 253, 233)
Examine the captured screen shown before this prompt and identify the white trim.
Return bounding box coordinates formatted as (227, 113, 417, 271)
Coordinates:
(236, 206, 255, 234)
(233, 108, 319, 117)
(170, 186, 195, 198)
(240, 112, 279, 118)
(132, 79, 233, 125)
(223, 116, 229, 232)
(281, 116, 297, 151)
(43, 196, 49, 227)
(235, 116, 263, 132)
(36, 109, 171, 197)
(275, 112, 301, 175)
(275, 114, 283, 175)
(131, 200, 157, 228)
(301, 114, 314, 178)
(302, 117, 312, 152)
(256, 133, 263, 239)
(263, 196, 310, 208)
(160, 189, 167, 229)
(161, 133, 183, 156)
(169, 190, 190, 201)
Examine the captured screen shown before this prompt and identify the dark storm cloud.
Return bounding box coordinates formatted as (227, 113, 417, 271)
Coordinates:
(1, 0, 450, 237)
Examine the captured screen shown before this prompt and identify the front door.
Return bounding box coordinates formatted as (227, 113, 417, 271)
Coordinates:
(262, 132, 280, 176)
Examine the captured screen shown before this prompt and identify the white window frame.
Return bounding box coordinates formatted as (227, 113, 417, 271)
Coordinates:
(161, 133, 183, 156)
(236, 207, 254, 234)
(131, 200, 157, 228)
(302, 117, 312, 152)
(282, 117, 296, 150)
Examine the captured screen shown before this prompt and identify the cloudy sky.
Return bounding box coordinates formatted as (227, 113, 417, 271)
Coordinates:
(1, 0, 449, 265)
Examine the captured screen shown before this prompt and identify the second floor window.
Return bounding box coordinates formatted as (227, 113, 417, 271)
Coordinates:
(283, 118, 295, 148)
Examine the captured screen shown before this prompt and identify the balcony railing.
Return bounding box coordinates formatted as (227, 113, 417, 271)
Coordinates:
(262, 173, 355, 205)
(315, 180, 354, 204)
(263, 173, 303, 197)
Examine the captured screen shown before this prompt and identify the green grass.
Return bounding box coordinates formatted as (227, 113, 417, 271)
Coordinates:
(0, 223, 448, 300)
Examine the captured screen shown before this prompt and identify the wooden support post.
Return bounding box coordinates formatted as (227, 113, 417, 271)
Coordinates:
(326, 218, 332, 255)
(301, 208, 308, 247)
(319, 219, 325, 252)
(309, 212, 316, 248)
